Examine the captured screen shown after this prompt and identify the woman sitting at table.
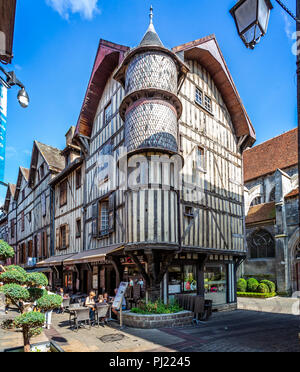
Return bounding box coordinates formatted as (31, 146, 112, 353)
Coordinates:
(103, 292, 109, 303)
(97, 294, 104, 304)
(85, 291, 96, 323)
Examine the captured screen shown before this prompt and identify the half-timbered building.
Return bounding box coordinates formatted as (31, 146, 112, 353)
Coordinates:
(45, 126, 85, 292)
(72, 13, 256, 309)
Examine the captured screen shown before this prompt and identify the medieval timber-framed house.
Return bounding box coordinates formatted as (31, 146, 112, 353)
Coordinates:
(68, 14, 256, 309)
(1, 12, 257, 310)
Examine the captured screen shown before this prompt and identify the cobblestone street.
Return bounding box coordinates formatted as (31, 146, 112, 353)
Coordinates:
(1, 297, 299, 352)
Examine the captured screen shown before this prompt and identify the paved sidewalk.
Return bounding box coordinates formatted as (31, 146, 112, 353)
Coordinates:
(1, 299, 299, 352)
(237, 295, 300, 315)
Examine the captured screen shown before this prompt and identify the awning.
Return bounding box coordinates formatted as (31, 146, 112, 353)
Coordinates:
(64, 245, 124, 265)
(26, 267, 52, 273)
(36, 253, 75, 267)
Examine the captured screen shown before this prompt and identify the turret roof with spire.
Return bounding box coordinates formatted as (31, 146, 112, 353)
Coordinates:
(139, 6, 164, 47)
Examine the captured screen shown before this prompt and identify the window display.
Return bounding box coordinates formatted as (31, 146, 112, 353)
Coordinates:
(204, 264, 227, 305)
(183, 265, 197, 292)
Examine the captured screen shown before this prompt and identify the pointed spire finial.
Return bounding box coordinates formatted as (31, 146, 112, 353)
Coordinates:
(149, 5, 153, 25)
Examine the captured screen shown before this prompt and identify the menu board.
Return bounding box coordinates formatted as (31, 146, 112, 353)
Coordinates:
(112, 282, 128, 310)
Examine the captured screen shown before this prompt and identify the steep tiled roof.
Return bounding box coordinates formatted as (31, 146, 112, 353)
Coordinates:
(4, 183, 16, 212)
(243, 128, 298, 182)
(35, 141, 65, 172)
(285, 187, 299, 199)
(246, 202, 276, 225)
(20, 167, 29, 181)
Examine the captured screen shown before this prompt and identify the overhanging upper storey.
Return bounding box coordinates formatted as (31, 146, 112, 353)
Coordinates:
(173, 34, 256, 147)
(75, 39, 129, 139)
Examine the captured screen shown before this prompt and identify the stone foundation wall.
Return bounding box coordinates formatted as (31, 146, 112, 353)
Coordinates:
(119, 310, 194, 329)
(214, 302, 237, 312)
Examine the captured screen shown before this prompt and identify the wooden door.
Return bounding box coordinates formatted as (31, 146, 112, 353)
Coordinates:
(296, 263, 300, 291)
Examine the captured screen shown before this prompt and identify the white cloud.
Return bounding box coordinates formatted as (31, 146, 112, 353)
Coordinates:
(283, 12, 293, 40)
(46, 0, 100, 20)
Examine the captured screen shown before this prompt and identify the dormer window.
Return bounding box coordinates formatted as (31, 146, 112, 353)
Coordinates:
(40, 164, 44, 179)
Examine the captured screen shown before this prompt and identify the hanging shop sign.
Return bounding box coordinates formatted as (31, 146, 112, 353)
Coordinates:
(0, 84, 7, 182)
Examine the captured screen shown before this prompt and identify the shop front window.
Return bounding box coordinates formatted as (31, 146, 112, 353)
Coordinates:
(168, 266, 182, 295)
(183, 265, 197, 292)
(204, 264, 227, 305)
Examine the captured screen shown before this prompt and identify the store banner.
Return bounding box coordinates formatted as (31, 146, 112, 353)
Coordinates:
(0, 83, 7, 182)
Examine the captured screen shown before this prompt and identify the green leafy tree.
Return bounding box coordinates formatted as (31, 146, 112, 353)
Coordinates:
(0, 240, 62, 352)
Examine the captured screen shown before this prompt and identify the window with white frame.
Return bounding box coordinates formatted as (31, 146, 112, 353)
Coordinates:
(204, 95, 212, 113)
(195, 146, 205, 170)
(195, 87, 203, 106)
(99, 200, 109, 235)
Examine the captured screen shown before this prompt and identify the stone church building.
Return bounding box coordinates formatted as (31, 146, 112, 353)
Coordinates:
(242, 128, 299, 295)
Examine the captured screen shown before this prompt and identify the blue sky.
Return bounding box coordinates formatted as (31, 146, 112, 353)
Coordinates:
(1, 0, 297, 203)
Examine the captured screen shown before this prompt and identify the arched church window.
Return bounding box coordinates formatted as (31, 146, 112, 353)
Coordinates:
(250, 196, 261, 207)
(248, 229, 275, 259)
(296, 240, 300, 260)
(269, 187, 275, 202)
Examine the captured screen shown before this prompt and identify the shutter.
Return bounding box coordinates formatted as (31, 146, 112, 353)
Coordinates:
(44, 231, 48, 257)
(66, 224, 70, 248)
(108, 193, 115, 232)
(56, 228, 60, 249)
(39, 232, 42, 258)
(42, 193, 46, 216)
(92, 202, 98, 237)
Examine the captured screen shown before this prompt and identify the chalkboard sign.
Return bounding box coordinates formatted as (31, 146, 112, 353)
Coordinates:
(112, 282, 128, 310)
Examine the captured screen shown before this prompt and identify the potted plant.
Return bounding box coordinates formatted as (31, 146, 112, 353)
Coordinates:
(0, 240, 62, 352)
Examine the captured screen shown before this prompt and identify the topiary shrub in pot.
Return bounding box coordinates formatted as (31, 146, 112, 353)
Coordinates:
(0, 240, 62, 352)
(247, 278, 259, 292)
(260, 280, 276, 293)
(256, 283, 269, 293)
(237, 278, 247, 292)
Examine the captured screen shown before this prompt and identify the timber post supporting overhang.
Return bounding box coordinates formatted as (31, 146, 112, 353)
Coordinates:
(172, 34, 256, 148)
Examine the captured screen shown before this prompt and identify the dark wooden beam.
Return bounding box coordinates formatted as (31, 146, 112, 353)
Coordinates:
(127, 252, 150, 286)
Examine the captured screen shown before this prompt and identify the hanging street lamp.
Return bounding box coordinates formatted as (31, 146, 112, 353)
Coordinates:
(230, 0, 300, 228)
(0, 66, 29, 108)
(230, 0, 273, 49)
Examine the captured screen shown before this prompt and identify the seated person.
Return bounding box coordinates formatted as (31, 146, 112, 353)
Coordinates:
(85, 291, 96, 323)
(103, 292, 109, 304)
(97, 294, 104, 304)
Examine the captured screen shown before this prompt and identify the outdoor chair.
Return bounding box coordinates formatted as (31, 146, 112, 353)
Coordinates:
(61, 298, 70, 313)
(95, 304, 109, 327)
(72, 308, 91, 332)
